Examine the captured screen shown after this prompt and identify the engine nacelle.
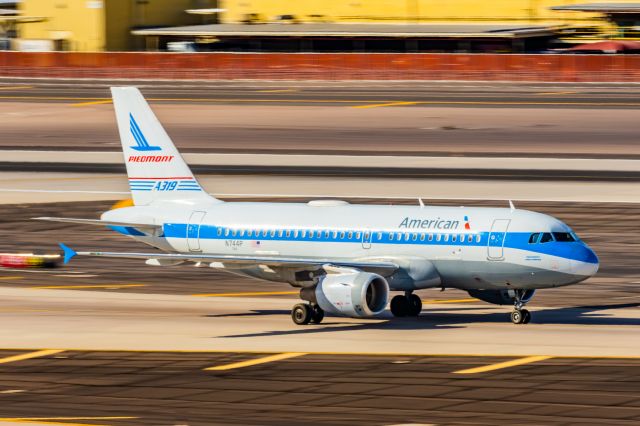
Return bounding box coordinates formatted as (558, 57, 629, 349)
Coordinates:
(467, 289, 536, 305)
(309, 272, 389, 317)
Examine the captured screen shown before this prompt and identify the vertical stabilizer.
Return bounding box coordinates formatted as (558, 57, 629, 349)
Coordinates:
(111, 87, 218, 206)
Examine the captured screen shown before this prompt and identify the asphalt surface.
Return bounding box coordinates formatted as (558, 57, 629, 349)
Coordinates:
(0, 350, 639, 426)
(2, 80, 640, 158)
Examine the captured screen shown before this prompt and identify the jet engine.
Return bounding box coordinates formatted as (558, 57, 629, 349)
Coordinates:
(301, 272, 389, 317)
(467, 289, 535, 305)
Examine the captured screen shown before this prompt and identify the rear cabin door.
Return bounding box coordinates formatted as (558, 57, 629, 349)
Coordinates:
(187, 211, 207, 252)
(487, 219, 510, 260)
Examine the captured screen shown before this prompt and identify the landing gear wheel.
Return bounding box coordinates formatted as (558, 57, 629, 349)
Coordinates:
(521, 309, 531, 324)
(310, 305, 324, 324)
(390, 295, 409, 317)
(511, 309, 523, 324)
(408, 294, 422, 316)
(291, 303, 312, 325)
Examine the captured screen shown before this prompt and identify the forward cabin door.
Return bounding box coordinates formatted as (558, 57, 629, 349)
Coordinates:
(187, 211, 207, 252)
(487, 219, 510, 260)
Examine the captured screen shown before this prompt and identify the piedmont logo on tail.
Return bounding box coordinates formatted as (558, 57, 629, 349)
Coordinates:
(38, 87, 599, 326)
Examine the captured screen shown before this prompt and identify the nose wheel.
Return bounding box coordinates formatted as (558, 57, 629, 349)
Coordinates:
(511, 289, 532, 324)
(390, 293, 422, 317)
(511, 308, 531, 324)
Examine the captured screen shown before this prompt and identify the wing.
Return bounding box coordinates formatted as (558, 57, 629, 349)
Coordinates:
(58, 244, 398, 275)
(34, 217, 160, 232)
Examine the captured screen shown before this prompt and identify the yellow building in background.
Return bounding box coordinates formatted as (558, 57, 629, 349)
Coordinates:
(19, 0, 217, 51)
(221, 0, 605, 24)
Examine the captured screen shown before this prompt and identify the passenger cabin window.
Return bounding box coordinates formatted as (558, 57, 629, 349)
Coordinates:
(377, 232, 382, 240)
(553, 232, 575, 242)
(539, 233, 554, 243)
(217, 228, 222, 236)
(529, 233, 540, 244)
(356, 232, 362, 239)
(420, 234, 425, 241)
(468, 235, 473, 243)
(476, 235, 481, 243)
(389, 234, 394, 241)
(452, 235, 457, 243)
(429, 234, 433, 241)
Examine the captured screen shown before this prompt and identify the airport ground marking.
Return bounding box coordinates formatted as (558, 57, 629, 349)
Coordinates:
(2, 95, 640, 107)
(353, 101, 420, 109)
(192, 290, 299, 297)
(0, 85, 33, 91)
(257, 89, 298, 93)
(0, 276, 24, 280)
(535, 91, 578, 96)
(453, 355, 553, 374)
(0, 349, 64, 365)
(0, 418, 138, 426)
(422, 298, 478, 304)
(30, 284, 146, 290)
(71, 99, 112, 107)
(205, 352, 307, 371)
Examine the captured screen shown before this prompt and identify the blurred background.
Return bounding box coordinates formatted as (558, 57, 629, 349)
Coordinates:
(1, 0, 639, 52)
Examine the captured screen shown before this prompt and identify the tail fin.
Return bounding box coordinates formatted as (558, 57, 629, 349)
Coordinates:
(111, 87, 218, 206)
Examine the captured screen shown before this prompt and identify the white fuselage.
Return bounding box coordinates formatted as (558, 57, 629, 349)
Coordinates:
(103, 200, 599, 292)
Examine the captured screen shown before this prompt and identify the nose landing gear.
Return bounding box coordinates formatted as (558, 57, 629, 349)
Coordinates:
(511, 289, 532, 324)
(390, 292, 422, 317)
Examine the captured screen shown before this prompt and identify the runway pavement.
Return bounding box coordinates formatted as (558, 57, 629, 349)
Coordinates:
(1, 80, 640, 158)
(2, 78, 640, 424)
(0, 200, 639, 423)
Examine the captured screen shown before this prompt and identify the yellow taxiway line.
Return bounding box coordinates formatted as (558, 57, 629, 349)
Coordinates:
(0, 349, 64, 365)
(0, 85, 33, 91)
(352, 101, 420, 109)
(422, 298, 478, 304)
(453, 355, 553, 374)
(0, 417, 137, 426)
(192, 290, 299, 297)
(30, 284, 146, 290)
(205, 352, 307, 371)
(257, 89, 298, 93)
(71, 99, 112, 107)
(535, 91, 578, 96)
(0, 95, 639, 107)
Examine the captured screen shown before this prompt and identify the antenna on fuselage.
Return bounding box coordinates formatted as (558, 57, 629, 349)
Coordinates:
(509, 200, 516, 212)
(418, 198, 425, 208)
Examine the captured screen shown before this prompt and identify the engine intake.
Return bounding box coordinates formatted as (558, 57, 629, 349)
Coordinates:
(309, 272, 389, 317)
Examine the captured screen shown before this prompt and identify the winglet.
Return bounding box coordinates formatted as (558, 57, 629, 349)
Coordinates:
(59, 243, 77, 264)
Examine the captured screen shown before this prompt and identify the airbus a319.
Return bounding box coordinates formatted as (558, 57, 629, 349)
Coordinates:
(40, 87, 599, 325)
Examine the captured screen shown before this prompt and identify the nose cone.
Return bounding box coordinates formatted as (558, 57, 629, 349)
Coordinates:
(572, 243, 599, 277)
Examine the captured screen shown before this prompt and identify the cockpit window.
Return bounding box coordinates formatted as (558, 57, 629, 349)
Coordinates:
(539, 232, 554, 243)
(528, 233, 540, 244)
(553, 232, 575, 242)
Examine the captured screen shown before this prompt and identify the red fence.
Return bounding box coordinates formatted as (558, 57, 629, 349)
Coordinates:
(0, 52, 639, 82)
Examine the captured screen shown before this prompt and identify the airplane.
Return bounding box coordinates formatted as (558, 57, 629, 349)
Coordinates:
(38, 87, 599, 326)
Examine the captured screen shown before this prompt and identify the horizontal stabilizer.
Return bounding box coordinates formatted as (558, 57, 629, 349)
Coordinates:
(34, 217, 160, 232)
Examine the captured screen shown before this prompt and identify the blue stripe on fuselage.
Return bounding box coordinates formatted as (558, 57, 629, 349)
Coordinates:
(153, 223, 596, 264)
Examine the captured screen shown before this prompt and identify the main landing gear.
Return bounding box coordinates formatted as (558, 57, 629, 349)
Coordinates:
(291, 303, 324, 325)
(511, 289, 532, 325)
(390, 292, 422, 317)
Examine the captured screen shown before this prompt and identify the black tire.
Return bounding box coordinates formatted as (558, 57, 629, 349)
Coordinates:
(311, 305, 325, 324)
(408, 294, 422, 316)
(522, 309, 531, 324)
(390, 295, 409, 317)
(291, 303, 312, 325)
(511, 310, 523, 324)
